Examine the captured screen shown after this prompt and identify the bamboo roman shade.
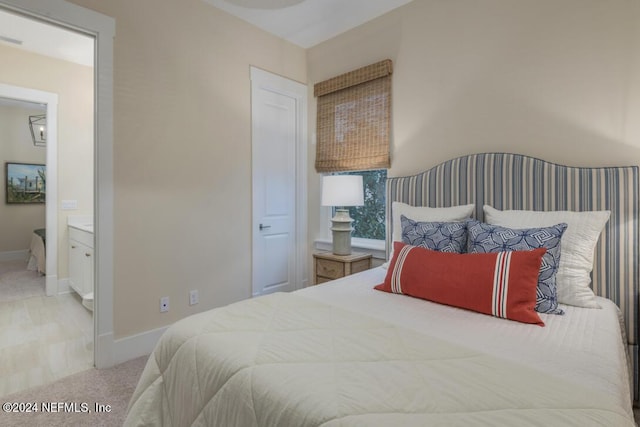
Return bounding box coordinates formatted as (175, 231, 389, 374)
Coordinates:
(314, 59, 392, 172)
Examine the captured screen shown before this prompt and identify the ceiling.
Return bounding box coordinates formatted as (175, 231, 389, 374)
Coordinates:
(0, 9, 93, 67)
(0, 0, 411, 68)
(204, 0, 414, 48)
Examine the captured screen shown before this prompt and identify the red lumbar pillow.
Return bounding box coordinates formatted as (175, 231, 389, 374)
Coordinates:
(375, 242, 546, 326)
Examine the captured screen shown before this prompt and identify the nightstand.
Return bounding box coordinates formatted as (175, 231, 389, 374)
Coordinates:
(313, 251, 372, 285)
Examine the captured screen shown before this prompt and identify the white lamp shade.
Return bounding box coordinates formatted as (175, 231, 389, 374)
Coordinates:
(321, 175, 364, 207)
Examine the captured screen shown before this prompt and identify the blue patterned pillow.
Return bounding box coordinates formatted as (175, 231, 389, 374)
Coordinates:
(467, 220, 568, 315)
(400, 215, 467, 253)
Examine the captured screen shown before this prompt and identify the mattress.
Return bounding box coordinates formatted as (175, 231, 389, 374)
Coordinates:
(125, 268, 634, 426)
(300, 267, 633, 416)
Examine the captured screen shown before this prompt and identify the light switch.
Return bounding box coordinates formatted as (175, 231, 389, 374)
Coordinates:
(61, 200, 78, 210)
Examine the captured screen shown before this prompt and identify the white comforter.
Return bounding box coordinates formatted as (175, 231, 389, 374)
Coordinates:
(124, 284, 634, 426)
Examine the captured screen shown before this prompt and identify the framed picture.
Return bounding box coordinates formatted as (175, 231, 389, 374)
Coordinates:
(6, 162, 46, 204)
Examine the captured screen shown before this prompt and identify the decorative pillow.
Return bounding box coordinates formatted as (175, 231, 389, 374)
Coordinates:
(483, 205, 611, 308)
(375, 242, 545, 326)
(385, 202, 475, 267)
(467, 220, 567, 315)
(401, 215, 467, 253)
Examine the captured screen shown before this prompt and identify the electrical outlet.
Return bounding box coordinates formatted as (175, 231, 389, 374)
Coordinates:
(160, 296, 169, 312)
(189, 290, 199, 306)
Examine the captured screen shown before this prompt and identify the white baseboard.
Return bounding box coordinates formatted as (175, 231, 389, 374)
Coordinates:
(94, 332, 112, 369)
(46, 274, 58, 297)
(57, 277, 71, 295)
(96, 326, 167, 368)
(0, 250, 28, 261)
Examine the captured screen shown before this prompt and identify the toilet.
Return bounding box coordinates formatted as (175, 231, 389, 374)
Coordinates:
(82, 292, 94, 312)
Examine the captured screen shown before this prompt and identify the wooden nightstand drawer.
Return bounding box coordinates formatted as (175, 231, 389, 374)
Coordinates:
(351, 259, 371, 274)
(315, 276, 333, 285)
(316, 258, 345, 279)
(313, 251, 372, 285)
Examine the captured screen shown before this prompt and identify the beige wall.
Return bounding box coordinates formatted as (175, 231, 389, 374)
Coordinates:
(0, 104, 46, 252)
(55, 0, 640, 341)
(0, 44, 94, 278)
(68, 0, 307, 338)
(307, 0, 640, 275)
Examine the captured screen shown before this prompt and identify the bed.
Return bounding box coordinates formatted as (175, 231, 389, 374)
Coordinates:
(124, 153, 638, 426)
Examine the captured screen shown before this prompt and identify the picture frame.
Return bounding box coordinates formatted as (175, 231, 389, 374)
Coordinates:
(5, 162, 46, 204)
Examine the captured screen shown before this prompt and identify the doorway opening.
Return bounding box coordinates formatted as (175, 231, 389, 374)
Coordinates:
(0, 8, 95, 395)
(0, 0, 116, 370)
(0, 0, 115, 391)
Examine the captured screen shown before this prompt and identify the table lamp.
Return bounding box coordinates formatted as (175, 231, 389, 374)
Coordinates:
(321, 175, 364, 255)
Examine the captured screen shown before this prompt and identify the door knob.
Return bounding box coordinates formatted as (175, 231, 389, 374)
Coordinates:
(259, 224, 271, 230)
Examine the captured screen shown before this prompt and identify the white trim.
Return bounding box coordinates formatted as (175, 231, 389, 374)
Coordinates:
(45, 96, 58, 297)
(250, 67, 308, 294)
(57, 276, 71, 294)
(109, 326, 167, 366)
(0, 83, 58, 297)
(92, 6, 116, 370)
(0, 249, 29, 261)
(0, 0, 116, 369)
(295, 75, 309, 290)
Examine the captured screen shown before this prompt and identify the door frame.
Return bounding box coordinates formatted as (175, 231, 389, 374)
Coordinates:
(250, 67, 308, 296)
(0, 0, 116, 368)
(0, 84, 58, 297)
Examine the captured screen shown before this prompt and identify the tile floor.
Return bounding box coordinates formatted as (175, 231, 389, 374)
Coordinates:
(0, 261, 93, 397)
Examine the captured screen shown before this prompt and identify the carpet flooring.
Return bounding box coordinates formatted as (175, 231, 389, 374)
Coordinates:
(0, 355, 148, 427)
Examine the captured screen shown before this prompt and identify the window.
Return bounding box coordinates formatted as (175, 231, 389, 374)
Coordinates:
(314, 60, 392, 245)
(336, 169, 386, 241)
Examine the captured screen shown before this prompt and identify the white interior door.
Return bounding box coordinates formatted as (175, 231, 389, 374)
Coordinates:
(251, 68, 306, 297)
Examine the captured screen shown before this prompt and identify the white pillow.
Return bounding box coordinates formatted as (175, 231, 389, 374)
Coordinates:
(384, 202, 475, 267)
(483, 205, 610, 308)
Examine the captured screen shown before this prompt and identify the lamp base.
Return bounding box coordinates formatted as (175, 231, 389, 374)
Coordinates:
(330, 209, 354, 256)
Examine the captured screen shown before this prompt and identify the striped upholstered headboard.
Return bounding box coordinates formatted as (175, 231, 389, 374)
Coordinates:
(385, 153, 639, 399)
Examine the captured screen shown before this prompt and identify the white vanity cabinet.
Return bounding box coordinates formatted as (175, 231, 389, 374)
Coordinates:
(68, 226, 94, 298)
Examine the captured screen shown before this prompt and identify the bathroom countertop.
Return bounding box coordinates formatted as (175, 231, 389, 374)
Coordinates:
(68, 215, 94, 234)
(69, 223, 93, 233)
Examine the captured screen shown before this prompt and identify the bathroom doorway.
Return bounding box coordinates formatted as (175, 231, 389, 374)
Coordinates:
(0, 9, 95, 396)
